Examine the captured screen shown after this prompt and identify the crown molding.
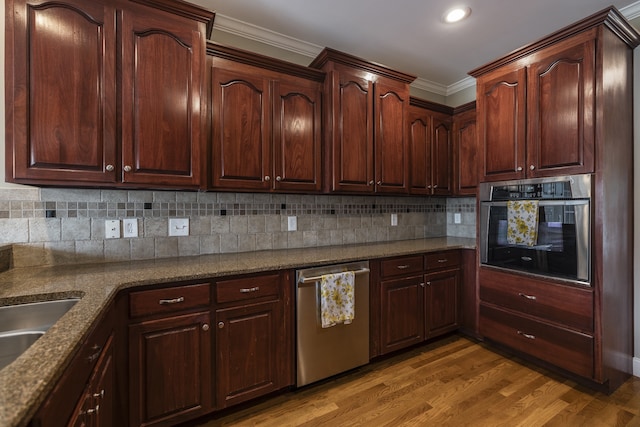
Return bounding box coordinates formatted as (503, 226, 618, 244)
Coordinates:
(621, 1, 640, 20)
(213, 4, 640, 96)
(213, 14, 323, 58)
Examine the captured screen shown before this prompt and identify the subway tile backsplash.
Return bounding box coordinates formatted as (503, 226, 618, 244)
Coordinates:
(0, 188, 475, 268)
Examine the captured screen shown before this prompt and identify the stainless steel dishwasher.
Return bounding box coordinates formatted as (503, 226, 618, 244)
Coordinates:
(296, 261, 370, 387)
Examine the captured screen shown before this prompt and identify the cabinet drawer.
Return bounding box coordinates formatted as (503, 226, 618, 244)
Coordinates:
(479, 268, 593, 332)
(215, 273, 281, 304)
(480, 304, 594, 378)
(129, 283, 211, 318)
(425, 251, 460, 271)
(380, 255, 424, 278)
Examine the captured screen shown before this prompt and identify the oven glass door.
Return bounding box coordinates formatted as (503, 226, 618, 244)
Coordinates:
(480, 200, 590, 284)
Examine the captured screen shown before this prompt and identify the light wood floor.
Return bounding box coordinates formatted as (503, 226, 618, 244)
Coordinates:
(195, 335, 640, 426)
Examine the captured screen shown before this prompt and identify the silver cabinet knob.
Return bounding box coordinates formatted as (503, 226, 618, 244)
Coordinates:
(433, 185, 438, 189)
(276, 176, 282, 181)
(419, 282, 425, 288)
(202, 323, 210, 331)
(264, 176, 271, 181)
(377, 181, 381, 185)
(530, 165, 535, 170)
(123, 165, 132, 172)
(369, 180, 374, 185)
(105, 164, 114, 172)
(217, 321, 224, 329)
(516, 166, 523, 171)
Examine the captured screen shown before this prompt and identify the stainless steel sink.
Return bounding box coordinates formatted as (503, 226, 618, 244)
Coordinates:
(0, 298, 80, 370)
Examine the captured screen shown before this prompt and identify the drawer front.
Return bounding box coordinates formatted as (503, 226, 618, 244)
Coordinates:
(479, 268, 593, 333)
(380, 255, 424, 278)
(129, 283, 211, 318)
(425, 251, 460, 271)
(215, 273, 281, 304)
(480, 303, 594, 379)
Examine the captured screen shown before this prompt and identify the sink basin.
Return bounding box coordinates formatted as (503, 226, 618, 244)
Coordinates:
(0, 298, 80, 370)
(0, 331, 45, 370)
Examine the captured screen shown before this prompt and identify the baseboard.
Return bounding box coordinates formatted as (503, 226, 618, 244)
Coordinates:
(634, 356, 640, 377)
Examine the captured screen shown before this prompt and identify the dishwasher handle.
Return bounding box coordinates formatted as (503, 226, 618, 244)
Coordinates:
(298, 268, 370, 284)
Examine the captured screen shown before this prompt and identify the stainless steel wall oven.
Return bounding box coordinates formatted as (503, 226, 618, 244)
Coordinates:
(479, 174, 591, 285)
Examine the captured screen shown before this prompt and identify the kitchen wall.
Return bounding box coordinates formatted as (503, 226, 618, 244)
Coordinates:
(0, 186, 474, 268)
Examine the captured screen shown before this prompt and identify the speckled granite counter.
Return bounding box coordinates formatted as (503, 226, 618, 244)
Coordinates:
(0, 237, 475, 427)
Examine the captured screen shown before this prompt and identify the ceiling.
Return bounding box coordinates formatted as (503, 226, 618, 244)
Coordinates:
(190, 0, 640, 96)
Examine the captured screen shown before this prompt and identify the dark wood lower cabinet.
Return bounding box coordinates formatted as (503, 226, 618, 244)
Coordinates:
(215, 301, 285, 408)
(68, 334, 114, 427)
(379, 275, 425, 354)
(425, 269, 460, 338)
(31, 308, 114, 427)
(128, 311, 212, 427)
(374, 251, 462, 357)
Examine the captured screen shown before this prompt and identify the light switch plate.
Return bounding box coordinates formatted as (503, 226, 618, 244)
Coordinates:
(123, 218, 138, 238)
(105, 220, 120, 239)
(169, 218, 189, 236)
(454, 213, 462, 224)
(391, 213, 398, 226)
(287, 216, 297, 231)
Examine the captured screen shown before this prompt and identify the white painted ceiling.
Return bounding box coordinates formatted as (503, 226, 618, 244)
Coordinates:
(190, 0, 640, 95)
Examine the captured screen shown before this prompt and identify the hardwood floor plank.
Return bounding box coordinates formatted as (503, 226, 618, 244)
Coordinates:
(191, 336, 640, 427)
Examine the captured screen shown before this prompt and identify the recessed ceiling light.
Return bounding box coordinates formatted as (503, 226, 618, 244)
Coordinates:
(443, 7, 471, 23)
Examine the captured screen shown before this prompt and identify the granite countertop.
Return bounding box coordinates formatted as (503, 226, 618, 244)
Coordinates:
(0, 237, 475, 427)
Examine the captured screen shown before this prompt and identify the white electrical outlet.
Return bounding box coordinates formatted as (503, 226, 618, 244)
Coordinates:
(105, 219, 120, 239)
(123, 218, 138, 238)
(287, 216, 297, 231)
(169, 218, 189, 236)
(454, 213, 462, 224)
(391, 213, 398, 226)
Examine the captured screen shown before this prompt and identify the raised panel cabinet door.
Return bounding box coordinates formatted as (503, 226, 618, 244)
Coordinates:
(453, 109, 478, 195)
(211, 66, 271, 190)
(425, 269, 460, 338)
(408, 107, 432, 195)
(120, 9, 204, 188)
(431, 115, 453, 196)
(129, 311, 212, 427)
(330, 71, 374, 193)
(272, 79, 323, 192)
(477, 67, 527, 182)
(379, 276, 425, 355)
(7, 0, 117, 184)
(527, 36, 595, 177)
(92, 334, 114, 427)
(215, 301, 284, 408)
(374, 80, 409, 194)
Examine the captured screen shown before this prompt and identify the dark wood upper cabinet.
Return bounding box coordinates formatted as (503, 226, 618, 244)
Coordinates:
(209, 44, 324, 192)
(408, 99, 454, 196)
(452, 102, 478, 195)
(5, 0, 213, 189)
(526, 37, 595, 177)
(472, 27, 597, 182)
(120, 7, 206, 187)
(6, 0, 117, 184)
(374, 80, 410, 193)
(475, 67, 527, 181)
(310, 48, 415, 194)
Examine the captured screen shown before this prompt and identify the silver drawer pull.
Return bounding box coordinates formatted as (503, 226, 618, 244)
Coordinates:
(240, 286, 260, 293)
(437, 259, 448, 263)
(517, 331, 536, 340)
(518, 292, 537, 301)
(159, 296, 185, 305)
(396, 265, 410, 269)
